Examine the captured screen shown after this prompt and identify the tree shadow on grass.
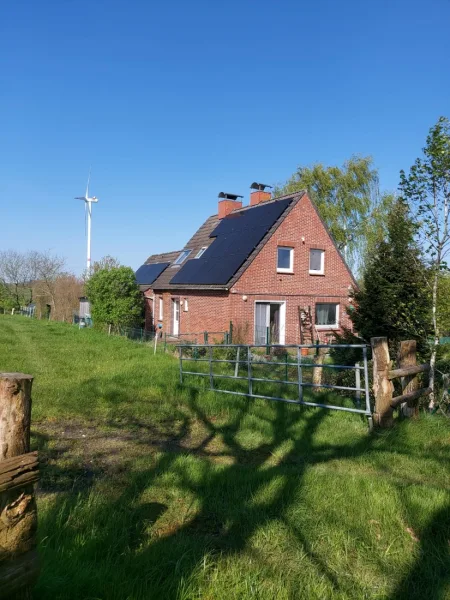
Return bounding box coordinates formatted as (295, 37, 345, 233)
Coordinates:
(32, 383, 450, 600)
(391, 503, 450, 600)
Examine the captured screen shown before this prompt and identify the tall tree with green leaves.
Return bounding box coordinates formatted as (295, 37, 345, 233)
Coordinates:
(85, 263, 144, 329)
(275, 156, 395, 275)
(400, 116, 450, 409)
(350, 199, 431, 351)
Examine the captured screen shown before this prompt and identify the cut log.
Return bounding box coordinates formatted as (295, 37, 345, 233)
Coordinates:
(387, 364, 430, 380)
(391, 387, 432, 408)
(0, 452, 39, 494)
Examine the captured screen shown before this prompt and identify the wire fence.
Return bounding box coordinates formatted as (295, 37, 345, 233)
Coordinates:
(112, 325, 157, 343)
(107, 326, 229, 351)
(163, 331, 228, 350)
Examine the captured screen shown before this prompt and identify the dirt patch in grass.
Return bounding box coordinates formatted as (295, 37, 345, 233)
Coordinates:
(31, 416, 237, 494)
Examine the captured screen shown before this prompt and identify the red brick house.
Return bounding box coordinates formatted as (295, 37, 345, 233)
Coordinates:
(136, 186, 357, 345)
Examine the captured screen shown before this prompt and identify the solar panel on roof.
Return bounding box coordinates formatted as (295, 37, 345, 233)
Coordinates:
(135, 262, 170, 285)
(170, 197, 293, 285)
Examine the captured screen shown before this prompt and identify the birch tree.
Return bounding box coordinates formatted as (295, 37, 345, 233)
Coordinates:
(400, 116, 450, 410)
(274, 156, 395, 275)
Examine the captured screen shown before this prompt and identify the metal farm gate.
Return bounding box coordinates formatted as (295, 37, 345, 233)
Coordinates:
(178, 343, 372, 428)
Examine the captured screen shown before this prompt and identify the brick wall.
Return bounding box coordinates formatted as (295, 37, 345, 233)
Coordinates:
(144, 194, 356, 344)
(229, 194, 355, 343)
(146, 289, 230, 339)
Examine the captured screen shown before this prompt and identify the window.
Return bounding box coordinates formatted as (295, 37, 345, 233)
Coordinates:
(277, 246, 294, 273)
(173, 249, 192, 265)
(195, 246, 207, 258)
(309, 249, 324, 274)
(183, 298, 189, 312)
(159, 297, 163, 320)
(315, 303, 339, 328)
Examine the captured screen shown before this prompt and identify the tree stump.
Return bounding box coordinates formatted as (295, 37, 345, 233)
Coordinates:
(0, 373, 38, 599)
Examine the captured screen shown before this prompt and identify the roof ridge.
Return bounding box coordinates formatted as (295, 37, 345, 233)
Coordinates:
(228, 190, 306, 214)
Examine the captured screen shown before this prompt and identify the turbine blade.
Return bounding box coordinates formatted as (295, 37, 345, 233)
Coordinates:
(86, 166, 91, 198)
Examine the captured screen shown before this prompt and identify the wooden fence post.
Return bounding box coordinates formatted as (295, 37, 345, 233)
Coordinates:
(371, 337, 394, 427)
(0, 373, 39, 598)
(397, 340, 419, 418)
(312, 349, 325, 387)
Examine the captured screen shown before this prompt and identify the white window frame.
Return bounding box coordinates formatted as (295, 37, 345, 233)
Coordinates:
(254, 300, 286, 345)
(173, 249, 192, 265)
(309, 249, 325, 275)
(195, 247, 207, 258)
(277, 246, 294, 273)
(159, 297, 163, 320)
(315, 303, 339, 330)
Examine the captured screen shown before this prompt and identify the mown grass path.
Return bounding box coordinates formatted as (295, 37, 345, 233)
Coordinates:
(0, 316, 449, 599)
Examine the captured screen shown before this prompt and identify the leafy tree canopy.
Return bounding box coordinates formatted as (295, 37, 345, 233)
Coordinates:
(85, 264, 144, 329)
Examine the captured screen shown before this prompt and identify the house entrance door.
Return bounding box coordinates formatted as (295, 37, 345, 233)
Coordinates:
(172, 299, 180, 336)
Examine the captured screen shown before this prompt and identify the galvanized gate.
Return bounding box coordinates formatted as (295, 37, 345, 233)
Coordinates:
(178, 343, 372, 427)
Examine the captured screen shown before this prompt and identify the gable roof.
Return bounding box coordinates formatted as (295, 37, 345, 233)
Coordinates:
(170, 196, 295, 286)
(138, 189, 356, 291)
(142, 192, 303, 291)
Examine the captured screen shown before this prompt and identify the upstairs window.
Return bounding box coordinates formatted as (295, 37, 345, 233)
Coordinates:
(173, 249, 192, 265)
(315, 303, 339, 328)
(277, 247, 294, 273)
(309, 249, 324, 274)
(195, 246, 207, 258)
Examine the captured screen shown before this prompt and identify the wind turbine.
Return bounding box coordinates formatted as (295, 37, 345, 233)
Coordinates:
(75, 170, 98, 276)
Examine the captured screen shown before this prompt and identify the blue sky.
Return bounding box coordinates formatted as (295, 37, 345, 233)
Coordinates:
(1, 0, 449, 275)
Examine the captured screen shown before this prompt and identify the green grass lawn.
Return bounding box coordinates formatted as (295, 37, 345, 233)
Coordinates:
(1, 316, 449, 600)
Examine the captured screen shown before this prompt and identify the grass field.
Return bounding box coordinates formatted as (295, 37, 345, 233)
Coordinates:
(1, 316, 449, 600)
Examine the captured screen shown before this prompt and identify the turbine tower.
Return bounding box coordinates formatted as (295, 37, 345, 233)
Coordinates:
(75, 171, 98, 276)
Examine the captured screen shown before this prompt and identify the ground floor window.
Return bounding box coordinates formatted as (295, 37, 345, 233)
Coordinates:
(315, 303, 339, 327)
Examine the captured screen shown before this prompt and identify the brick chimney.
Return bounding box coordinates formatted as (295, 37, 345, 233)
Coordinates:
(250, 182, 272, 206)
(218, 192, 243, 219)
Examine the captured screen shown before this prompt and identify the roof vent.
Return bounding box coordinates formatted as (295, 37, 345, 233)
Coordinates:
(218, 192, 244, 201)
(250, 182, 273, 191)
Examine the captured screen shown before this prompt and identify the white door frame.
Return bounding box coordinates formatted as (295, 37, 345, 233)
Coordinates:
(172, 298, 180, 335)
(254, 300, 286, 345)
